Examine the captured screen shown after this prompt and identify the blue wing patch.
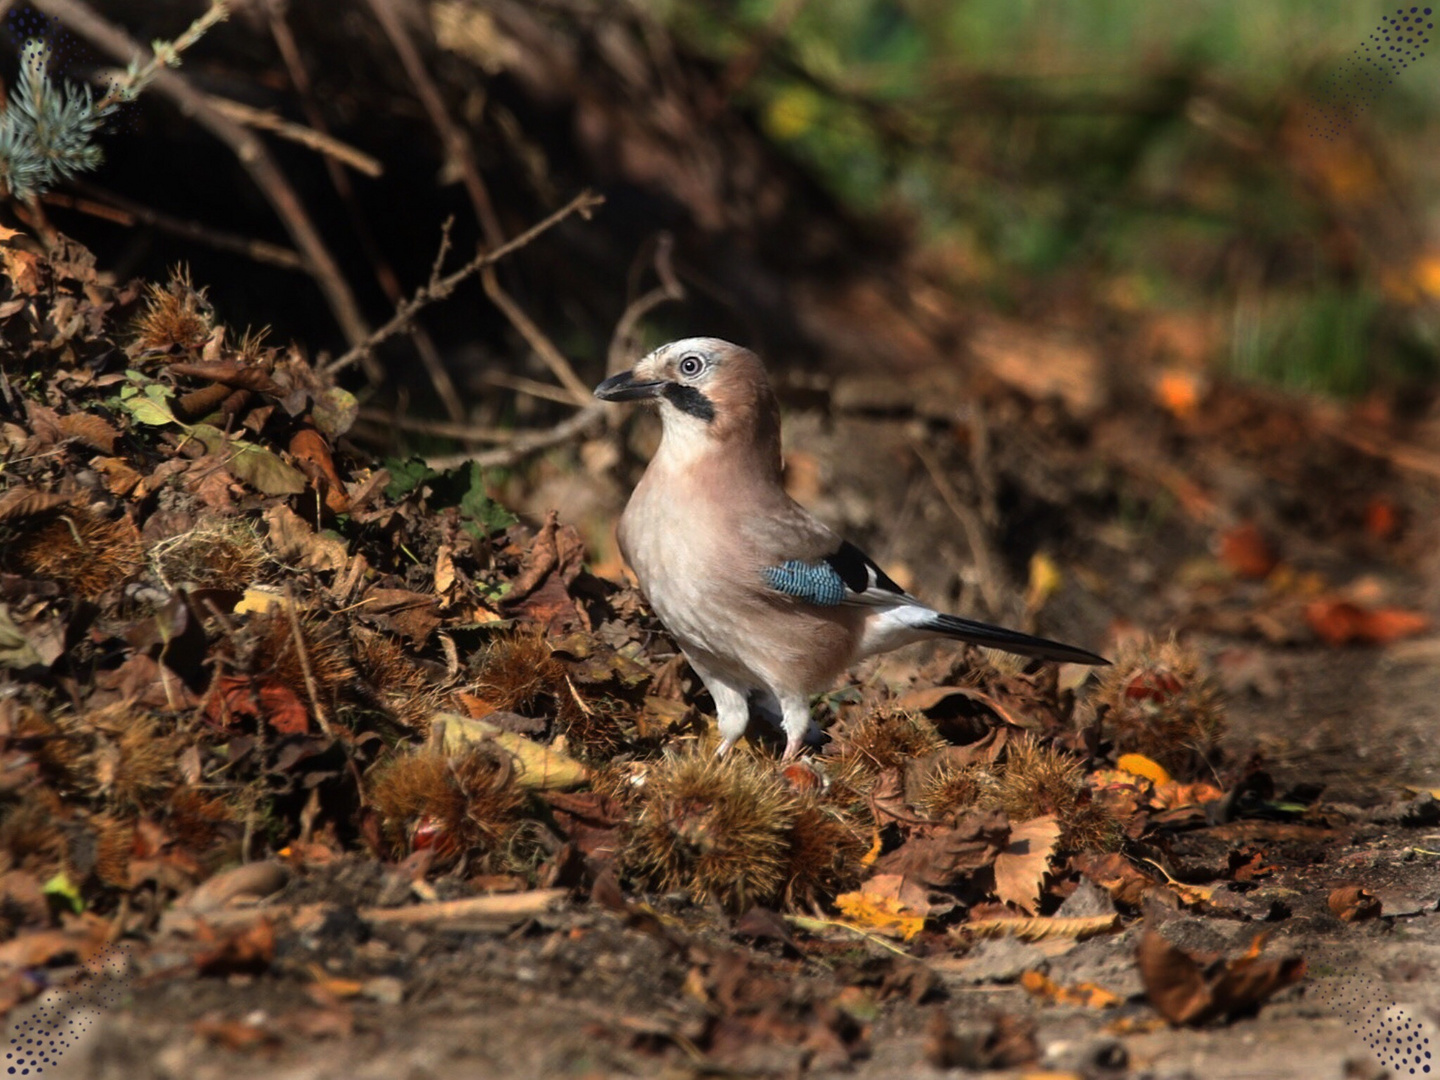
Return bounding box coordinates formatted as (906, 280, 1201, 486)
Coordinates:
(761, 560, 847, 606)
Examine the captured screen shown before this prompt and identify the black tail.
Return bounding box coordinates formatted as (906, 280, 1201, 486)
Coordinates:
(924, 613, 1109, 666)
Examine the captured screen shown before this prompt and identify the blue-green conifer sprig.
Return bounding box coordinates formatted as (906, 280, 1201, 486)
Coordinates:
(0, 38, 117, 201)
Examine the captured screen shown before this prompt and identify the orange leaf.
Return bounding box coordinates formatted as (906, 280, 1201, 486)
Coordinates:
(1305, 599, 1429, 646)
(833, 891, 927, 941)
(1021, 970, 1122, 1008)
(1217, 522, 1276, 580)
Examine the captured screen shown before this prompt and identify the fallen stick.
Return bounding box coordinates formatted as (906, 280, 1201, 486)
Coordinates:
(161, 887, 568, 935)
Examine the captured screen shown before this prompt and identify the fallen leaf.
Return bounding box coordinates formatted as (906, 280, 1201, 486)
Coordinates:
(265, 504, 348, 572)
(966, 914, 1120, 941)
(1117, 753, 1172, 786)
(1305, 599, 1429, 646)
(833, 891, 926, 941)
(1136, 929, 1304, 1026)
(193, 918, 276, 976)
(873, 809, 1010, 888)
(1021, 970, 1122, 1008)
(1327, 885, 1382, 922)
(206, 674, 310, 735)
(0, 487, 68, 522)
(439, 713, 588, 790)
(57, 411, 119, 453)
(1217, 522, 1276, 580)
(993, 816, 1061, 915)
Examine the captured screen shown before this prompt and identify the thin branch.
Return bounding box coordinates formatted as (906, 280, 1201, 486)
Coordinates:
(606, 232, 685, 377)
(283, 585, 336, 740)
(326, 190, 603, 375)
(354, 407, 513, 443)
(264, 0, 460, 416)
(56, 181, 306, 271)
(481, 371, 589, 407)
(33, 0, 374, 366)
(425, 404, 607, 471)
(365, 0, 593, 406)
(201, 93, 383, 177)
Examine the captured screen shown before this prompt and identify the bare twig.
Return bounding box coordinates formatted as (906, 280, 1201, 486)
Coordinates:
(354, 407, 513, 443)
(201, 93, 383, 177)
(909, 437, 1007, 620)
(265, 0, 462, 416)
(282, 585, 336, 740)
(365, 0, 593, 406)
(424, 404, 607, 471)
(326, 190, 603, 375)
(54, 181, 307, 271)
(34, 0, 374, 365)
(606, 232, 685, 377)
(481, 371, 590, 407)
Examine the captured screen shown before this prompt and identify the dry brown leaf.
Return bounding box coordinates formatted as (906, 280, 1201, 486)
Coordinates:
(289, 424, 349, 513)
(193, 918, 277, 976)
(168, 361, 280, 394)
(57, 411, 119, 453)
(1136, 929, 1305, 1026)
(91, 456, 144, 497)
(1216, 522, 1276, 580)
(205, 674, 310, 735)
(872, 809, 1009, 888)
(0, 487, 68, 523)
(1327, 884, 1382, 922)
(966, 914, 1120, 941)
(992, 815, 1061, 914)
(264, 504, 348, 572)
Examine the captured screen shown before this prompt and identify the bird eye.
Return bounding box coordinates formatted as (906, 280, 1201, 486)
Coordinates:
(677, 354, 705, 378)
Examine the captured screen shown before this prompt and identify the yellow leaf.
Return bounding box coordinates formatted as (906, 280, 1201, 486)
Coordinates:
(1025, 552, 1062, 611)
(764, 85, 819, 141)
(234, 587, 288, 615)
(1116, 753, 1172, 786)
(859, 826, 883, 869)
(833, 892, 926, 941)
(438, 712, 587, 791)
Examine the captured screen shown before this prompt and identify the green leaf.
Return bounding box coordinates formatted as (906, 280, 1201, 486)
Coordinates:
(118, 381, 179, 426)
(383, 456, 438, 500)
(42, 871, 83, 914)
(457, 461, 517, 537)
(190, 423, 307, 495)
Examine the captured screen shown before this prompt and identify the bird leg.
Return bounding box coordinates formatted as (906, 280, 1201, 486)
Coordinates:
(701, 673, 751, 756)
(778, 693, 814, 761)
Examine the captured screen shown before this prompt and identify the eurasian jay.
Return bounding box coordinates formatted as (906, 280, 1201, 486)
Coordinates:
(595, 338, 1107, 759)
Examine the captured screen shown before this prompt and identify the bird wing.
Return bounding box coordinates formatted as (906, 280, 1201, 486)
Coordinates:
(760, 539, 909, 608)
(748, 501, 1108, 666)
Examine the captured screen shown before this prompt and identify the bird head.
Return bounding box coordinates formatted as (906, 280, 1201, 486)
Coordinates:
(594, 338, 778, 459)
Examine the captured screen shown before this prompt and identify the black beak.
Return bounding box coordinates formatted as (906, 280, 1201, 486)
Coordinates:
(594, 370, 665, 402)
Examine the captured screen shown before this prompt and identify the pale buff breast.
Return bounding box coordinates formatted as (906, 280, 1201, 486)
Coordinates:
(619, 462, 866, 696)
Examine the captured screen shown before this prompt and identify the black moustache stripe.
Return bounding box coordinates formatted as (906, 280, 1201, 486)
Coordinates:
(662, 383, 715, 422)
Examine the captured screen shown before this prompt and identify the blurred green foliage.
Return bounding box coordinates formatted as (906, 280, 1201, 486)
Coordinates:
(662, 0, 1440, 393)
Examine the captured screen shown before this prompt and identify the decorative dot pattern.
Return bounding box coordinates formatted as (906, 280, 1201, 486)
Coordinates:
(1312, 970, 1435, 1075)
(2, 944, 135, 1076)
(1309, 7, 1435, 140)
